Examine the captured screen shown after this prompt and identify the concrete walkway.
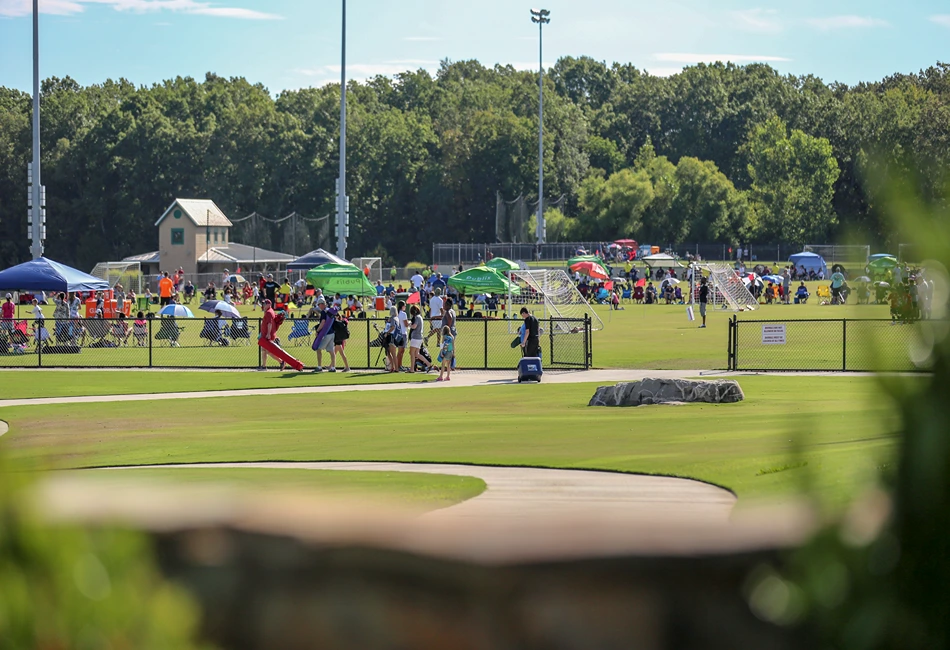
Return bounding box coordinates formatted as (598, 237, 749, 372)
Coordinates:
(0, 368, 730, 409)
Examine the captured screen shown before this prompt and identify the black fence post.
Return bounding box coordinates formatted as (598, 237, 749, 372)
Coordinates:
(730, 315, 738, 371)
(842, 318, 847, 372)
(148, 318, 153, 368)
(257, 319, 263, 368)
(37, 319, 42, 368)
(483, 318, 488, 370)
(727, 315, 734, 370)
(548, 317, 554, 366)
(366, 318, 371, 369)
(585, 314, 592, 369)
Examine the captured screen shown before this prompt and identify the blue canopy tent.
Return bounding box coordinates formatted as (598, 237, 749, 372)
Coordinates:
(0, 257, 109, 293)
(287, 248, 348, 271)
(788, 252, 828, 277)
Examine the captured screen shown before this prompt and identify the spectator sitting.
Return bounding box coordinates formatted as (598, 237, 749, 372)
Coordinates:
(674, 286, 683, 303)
(133, 312, 148, 346)
(795, 282, 809, 304)
(204, 283, 216, 301)
(111, 313, 130, 345)
(764, 283, 775, 304)
(645, 282, 657, 305)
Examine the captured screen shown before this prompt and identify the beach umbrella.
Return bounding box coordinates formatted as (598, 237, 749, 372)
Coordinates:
(158, 304, 194, 318)
(762, 274, 784, 284)
(875, 281, 890, 288)
(660, 277, 681, 289)
(198, 300, 240, 318)
(485, 257, 520, 272)
(225, 274, 246, 285)
(447, 266, 521, 295)
(855, 276, 871, 283)
(306, 262, 377, 296)
(614, 239, 637, 247)
(569, 260, 610, 280)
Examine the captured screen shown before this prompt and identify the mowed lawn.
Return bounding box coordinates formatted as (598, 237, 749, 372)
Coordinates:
(0, 376, 903, 509)
(74, 467, 486, 513)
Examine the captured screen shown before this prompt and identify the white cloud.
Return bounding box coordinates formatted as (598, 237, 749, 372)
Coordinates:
(806, 15, 889, 30)
(930, 15, 950, 28)
(296, 61, 440, 85)
(732, 8, 782, 33)
(645, 67, 686, 78)
(0, 0, 282, 19)
(653, 53, 791, 64)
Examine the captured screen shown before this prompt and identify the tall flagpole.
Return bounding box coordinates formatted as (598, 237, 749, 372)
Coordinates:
(30, 0, 44, 259)
(530, 9, 550, 246)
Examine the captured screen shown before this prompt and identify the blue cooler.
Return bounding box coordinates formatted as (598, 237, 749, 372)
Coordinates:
(518, 357, 543, 383)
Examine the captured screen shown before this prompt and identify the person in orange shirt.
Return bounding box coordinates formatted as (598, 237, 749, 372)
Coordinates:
(158, 271, 174, 307)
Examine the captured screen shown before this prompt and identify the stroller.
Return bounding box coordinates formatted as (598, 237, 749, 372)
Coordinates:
(1, 320, 30, 354)
(415, 340, 433, 372)
(370, 323, 392, 370)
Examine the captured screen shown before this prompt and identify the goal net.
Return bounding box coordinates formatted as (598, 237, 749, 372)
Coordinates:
(90, 261, 144, 294)
(691, 263, 758, 312)
(351, 257, 382, 284)
(506, 269, 605, 333)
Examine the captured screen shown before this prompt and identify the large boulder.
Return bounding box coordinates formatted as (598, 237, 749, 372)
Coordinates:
(589, 378, 744, 407)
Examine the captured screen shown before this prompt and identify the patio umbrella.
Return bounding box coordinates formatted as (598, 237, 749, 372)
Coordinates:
(306, 263, 377, 296)
(199, 300, 240, 318)
(158, 304, 194, 318)
(569, 260, 609, 280)
(660, 278, 681, 290)
(225, 274, 247, 285)
(614, 239, 637, 247)
(485, 257, 520, 272)
(447, 266, 521, 295)
(855, 276, 871, 283)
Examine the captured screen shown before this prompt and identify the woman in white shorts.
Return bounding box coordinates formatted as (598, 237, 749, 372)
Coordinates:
(407, 305, 431, 372)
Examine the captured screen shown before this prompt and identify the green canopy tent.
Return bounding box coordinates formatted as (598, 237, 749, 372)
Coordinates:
(447, 266, 521, 295)
(567, 254, 606, 269)
(485, 257, 520, 272)
(305, 263, 377, 296)
(867, 256, 899, 280)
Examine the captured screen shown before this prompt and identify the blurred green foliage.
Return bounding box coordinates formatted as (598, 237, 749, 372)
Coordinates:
(0, 459, 210, 650)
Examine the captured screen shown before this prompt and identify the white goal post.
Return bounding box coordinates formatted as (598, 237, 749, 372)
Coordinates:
(350, 257, 383, 284)
(90, 261, 144, 294)
(689, 262, 758, 312)
(505, 269, 605, 333)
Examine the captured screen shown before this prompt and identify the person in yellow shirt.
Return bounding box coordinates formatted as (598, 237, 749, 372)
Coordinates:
(158, 272, 174, 307)
(279, 278, 293, 308)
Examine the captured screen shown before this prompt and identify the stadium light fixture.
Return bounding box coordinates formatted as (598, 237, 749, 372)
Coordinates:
(530, 9, 550, 246)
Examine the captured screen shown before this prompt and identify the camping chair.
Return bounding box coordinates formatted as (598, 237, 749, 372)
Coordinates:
(287, 319, 313, 347)
(633, 286, 644, 303)
(132, 320, 148, 346)
(85, 319, 111, 347)
(200, 318, 227, 346)
(109, 320, 131, 346)
(227, 317, 252, 345)
(621, 288, 632, 303)
(816, 285, 831, 302)
(155, 318, 183, 347)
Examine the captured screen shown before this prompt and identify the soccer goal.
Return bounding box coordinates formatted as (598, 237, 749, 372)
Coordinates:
(351, 257, 383, 284)
(90, 261, 144, 294)
(690, 263, 758, 312)
(505, 269, 605, 333)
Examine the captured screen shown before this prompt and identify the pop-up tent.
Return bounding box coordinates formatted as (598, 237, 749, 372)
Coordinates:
(448, 266, 521, 295)
(641, 253, 682, 268)
(788, 252, 828, 277)
(305, 263, 377, 296)
(485, 257, 521, 272)
(567, 254, 606, 269)
(287, 248, 348, 271)
(0, 257, 110, 293)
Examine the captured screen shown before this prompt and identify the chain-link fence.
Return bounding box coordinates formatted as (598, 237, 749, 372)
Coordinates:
(0, 317, 591, 371)
(727, 316, 943, 372)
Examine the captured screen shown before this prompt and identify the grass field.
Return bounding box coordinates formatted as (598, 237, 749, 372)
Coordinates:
(74, 467, 485, 513)
(0, 376, 903, 509)
(0, 369, 432, 399)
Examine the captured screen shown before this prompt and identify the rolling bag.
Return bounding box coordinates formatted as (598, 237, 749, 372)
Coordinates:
(517, 357, 543, 383)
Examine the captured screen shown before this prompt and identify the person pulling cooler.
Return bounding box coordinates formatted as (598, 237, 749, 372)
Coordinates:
(520, 307, 541, 358)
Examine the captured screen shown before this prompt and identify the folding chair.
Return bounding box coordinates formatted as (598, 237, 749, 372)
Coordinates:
(287, 319, 313, 347)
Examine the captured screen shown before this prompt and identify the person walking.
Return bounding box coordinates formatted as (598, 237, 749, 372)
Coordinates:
(520, 307, 541, 358)
(1, 294, 14, 339)
(311, 297, 335, 372)
(782, 267, 791, 305)
(699, 276, 709, 328)
(259, 299, 284, 371)
(407, 305, 432, 373)
(396, 300, 409, 372)
(330, 311, 350, 372)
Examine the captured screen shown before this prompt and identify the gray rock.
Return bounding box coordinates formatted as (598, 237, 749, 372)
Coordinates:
(589, 378, 744, 407)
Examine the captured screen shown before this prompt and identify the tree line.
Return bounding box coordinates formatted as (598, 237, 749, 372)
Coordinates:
(1, 58, 949, 270)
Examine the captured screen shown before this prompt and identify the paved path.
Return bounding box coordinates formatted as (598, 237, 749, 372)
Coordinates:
(0, 368, 735, 408)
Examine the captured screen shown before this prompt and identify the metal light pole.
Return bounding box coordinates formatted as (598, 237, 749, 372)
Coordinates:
(28, 0, 45, 260)
(336, 0, 348, 260)
(530, 8, 550, 246)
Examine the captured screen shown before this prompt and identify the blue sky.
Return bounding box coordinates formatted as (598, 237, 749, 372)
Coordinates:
(1, 0, 949, 94)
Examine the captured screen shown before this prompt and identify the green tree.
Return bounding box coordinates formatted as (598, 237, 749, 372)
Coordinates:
(743, 116, 839, 244)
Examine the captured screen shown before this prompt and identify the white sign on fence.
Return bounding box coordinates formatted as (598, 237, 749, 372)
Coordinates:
(762, 324, 787, 345)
